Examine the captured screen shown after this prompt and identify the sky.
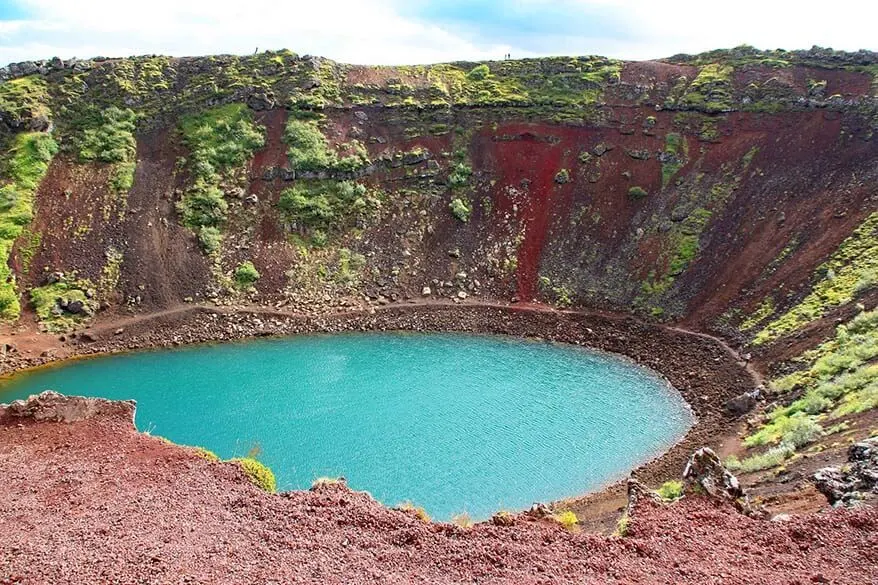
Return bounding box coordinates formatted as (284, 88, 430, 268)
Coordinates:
(0, 0, 876, 67)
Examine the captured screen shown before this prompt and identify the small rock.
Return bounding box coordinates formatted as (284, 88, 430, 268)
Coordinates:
(421, 286, 431, 296)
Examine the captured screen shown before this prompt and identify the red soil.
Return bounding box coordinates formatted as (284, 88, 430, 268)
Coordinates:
(1, 397, 876, 585)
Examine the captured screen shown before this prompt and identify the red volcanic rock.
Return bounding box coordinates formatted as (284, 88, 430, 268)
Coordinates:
(0, 394, 876, 584)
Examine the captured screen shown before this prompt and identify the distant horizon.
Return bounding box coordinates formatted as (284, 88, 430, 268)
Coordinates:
(1, 0, 876, 69)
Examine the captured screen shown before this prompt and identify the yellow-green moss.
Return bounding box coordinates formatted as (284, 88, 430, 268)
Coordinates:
(231, 457, 277, 493)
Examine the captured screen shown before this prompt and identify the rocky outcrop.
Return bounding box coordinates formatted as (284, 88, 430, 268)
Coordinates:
(813, 438, 878, 506)
(0, 390, 135, 425)
(682, 447, 752, 513)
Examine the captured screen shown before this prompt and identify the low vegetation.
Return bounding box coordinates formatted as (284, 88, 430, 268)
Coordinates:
(29, 276, 97, 332)
(397, 502, 431, 522)
(177, 104, 265, 250)
(233, 260, 260, 290)
(732, 307, 878, 472)
(656, 480, 684, 501)
(449, 197, 472, 222)
(278, 180, 382, 239)
(628, 186, 648, 199)
(753, 212, 878, 345)
(0, 132, 58, 320)
(551, 510, 579, 530)
(231, 457, 277, 493)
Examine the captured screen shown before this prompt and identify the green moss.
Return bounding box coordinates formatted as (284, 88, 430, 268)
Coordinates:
(0, 76, 51, 127)
(193, 447, 220, 462)
(753, 212, 878, 345)
(739, 297, 775, 331)
(680, 63, 735, 113)
(0, 132, 58, 321)
(231, 457, 277, 493)
(661, 132, 688, 188)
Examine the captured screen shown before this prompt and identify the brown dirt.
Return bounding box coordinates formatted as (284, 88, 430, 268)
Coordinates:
(1, 396, 875, 585)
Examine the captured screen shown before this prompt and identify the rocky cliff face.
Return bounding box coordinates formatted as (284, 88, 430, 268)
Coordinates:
(0, 46, 876, 361)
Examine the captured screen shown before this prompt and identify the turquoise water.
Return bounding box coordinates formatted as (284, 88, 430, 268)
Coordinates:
(0, 333, 693, 520)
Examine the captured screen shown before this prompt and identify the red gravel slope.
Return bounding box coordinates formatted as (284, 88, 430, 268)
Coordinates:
(1, 395, 876, 584)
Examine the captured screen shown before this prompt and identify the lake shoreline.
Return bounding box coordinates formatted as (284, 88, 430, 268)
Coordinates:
(0, 301, 757, 519)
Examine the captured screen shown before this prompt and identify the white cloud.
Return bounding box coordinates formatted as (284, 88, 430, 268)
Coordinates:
(0, 0, 876, 67)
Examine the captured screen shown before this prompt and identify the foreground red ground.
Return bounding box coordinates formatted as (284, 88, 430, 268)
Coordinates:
(1, 395, 876, 585)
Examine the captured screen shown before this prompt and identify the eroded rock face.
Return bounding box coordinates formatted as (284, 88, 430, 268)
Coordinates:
(683, 447, 748, 508)
(0, 391, 135, 425)
(813, 438, 878, 506)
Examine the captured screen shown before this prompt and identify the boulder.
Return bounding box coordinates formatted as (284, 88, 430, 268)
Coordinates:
(724, 389, 761, 416)
(683, 447, 749, 511)
(813, 437, 878, 506)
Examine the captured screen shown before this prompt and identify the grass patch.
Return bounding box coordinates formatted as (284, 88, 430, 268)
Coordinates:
(231, 457, 277, 493)
(753, 212, 878, 345)
(0, 132, 58, 320)
(397, 502, 431, 522)
(0, 76, 50, 127)
(725, 444, 794, 473)
(193, 447, 220, 462)
(75, 106, 137, 164)
(451, 512, 474, 528)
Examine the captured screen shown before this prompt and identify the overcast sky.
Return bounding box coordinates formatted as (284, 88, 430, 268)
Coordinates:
(1, 0, 876, 67)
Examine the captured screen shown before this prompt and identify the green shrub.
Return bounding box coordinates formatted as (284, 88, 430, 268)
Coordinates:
(628, 186, 648, 199)
(449, 197, 472, 222)
(554, 168, 570, 184)
(231, 457, 277, 492)
(284, 119, 335, 170)
(176, 183, 228, 228)
(467, 64, 490, 81)
(656, 480, 684, 500)
(233, 260, 260, 289)
(197, 226, 222, 254)
(278, 180, 380, 235)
